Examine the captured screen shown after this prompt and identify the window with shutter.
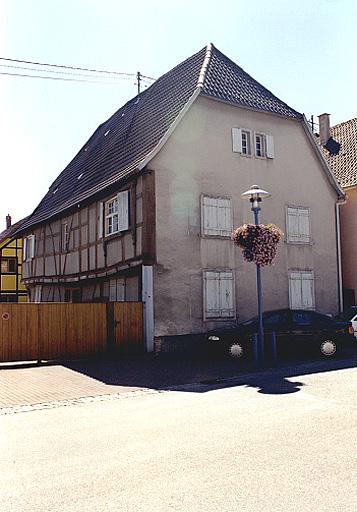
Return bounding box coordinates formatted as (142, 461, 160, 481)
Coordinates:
(204, 270, 235, 319)
(24, 234, 36, 261)
(201, 195, 232, 237)
(286, 207, 310, 243)
(289, 271, 315, 310)
(104, 190, 129, 237)
(232, 128, 273, 159)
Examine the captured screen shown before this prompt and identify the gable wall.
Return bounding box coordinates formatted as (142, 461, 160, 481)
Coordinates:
(150, 95, 339, 336)
(340, 186, 357, 302)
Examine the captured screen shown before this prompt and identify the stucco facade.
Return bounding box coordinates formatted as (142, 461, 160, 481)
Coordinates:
(150, 96, 340, 337)
(18, 45, 344, 351)
(340, 186, 357, 304)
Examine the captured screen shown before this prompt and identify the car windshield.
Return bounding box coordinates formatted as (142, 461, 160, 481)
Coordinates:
(335, 307, 357, 322)
(240, 311, 285, 327)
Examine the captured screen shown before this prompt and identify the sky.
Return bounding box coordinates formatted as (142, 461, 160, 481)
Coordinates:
(1, 0, 356, 227)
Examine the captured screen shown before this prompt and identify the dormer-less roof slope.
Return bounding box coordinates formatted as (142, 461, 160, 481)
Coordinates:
(18, 44, 302, 234)
(0, 216, 29, 244)
(325, 118, 357, 188)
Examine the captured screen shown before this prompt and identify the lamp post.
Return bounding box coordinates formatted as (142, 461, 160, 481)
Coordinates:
(241, 185, 271, 363)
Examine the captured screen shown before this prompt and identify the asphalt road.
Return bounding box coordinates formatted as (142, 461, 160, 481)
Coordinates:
(1, 364, 357, 512)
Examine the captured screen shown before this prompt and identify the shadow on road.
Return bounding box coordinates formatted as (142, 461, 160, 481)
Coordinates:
(60, 348, 357, 396)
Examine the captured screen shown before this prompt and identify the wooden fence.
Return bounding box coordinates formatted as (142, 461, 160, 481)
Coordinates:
(0, 302, 143, 363)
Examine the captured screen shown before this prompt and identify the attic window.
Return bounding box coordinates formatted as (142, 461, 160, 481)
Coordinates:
(104, 129, 110, 137)
(77, 173, 84, 180)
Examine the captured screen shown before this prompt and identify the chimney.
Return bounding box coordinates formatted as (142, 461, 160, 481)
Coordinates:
(6, 214, 11, 230)
(318, 113, 331, 146)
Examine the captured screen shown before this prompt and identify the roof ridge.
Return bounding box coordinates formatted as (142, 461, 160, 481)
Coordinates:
(197, 42, 213, 88)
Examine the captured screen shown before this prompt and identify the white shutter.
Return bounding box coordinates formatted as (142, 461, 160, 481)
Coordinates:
(289, 272, 302, 309)
(203, 196, 219, 236)
(232, 128, 242, 153)
(287, 208, 298, 242)
(98, 202, 104, 239)
(204, 271, 235, 319)
(266, 134, 275, 158)
(118, 190, 129, 232)
(202, 196, 232, 237)
(301, 272, 314, 309)
(204, 272, 220, 318)
(217, 198, 232, 236)
(298, 209, 310, 242)
(30, 235, 35, 259)
(287, 207, 310, 243)
(23, 237, 27, 261)
(219, 272, 234, 317)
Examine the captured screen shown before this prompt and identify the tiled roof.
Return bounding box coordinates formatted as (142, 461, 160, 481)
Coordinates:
(325, 118, 357, 188)
(0, 217, 29, 244)
(18, 44, 302, 234)
(201, 46, 300, 118)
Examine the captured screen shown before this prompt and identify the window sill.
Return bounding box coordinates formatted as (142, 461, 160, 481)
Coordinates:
(285, 240, 312, 246)
(103, 229, 129, 242)
(201, 234, 233, 240)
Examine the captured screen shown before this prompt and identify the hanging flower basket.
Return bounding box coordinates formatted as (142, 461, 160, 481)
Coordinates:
(232, 223, 284, 267)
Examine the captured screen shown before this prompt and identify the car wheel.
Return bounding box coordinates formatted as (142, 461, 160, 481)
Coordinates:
(228, 342, 244, 359)
(320, 338, 337, 357)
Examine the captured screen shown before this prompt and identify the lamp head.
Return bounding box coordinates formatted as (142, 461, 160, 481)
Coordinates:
(241, 185, 271, 209)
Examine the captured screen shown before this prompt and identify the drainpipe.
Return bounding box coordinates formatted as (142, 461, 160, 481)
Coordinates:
(336, 198, 346, 312)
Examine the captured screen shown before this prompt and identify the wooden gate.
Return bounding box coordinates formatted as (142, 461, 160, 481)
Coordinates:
(113, 302, 144, 354)
(0, 302, 143, 363)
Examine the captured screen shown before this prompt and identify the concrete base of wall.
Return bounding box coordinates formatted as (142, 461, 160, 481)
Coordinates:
(154, 334, 206, 356)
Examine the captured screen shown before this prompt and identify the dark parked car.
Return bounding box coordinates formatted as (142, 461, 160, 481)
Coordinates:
(207, 308, 354, 359)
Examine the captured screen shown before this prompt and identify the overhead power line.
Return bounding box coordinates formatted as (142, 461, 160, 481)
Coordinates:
(0, 56, 156, 90)
(0, 71, 128, 84)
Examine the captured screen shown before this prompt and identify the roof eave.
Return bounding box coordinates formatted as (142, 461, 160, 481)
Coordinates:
(199, 92, 301, 121)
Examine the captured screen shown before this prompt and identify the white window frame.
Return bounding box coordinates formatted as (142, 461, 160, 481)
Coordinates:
(24, 234, 35, 262)
(203, 270, 235, 320)
(233, 128, 274, 159)
(286, 206, 311, 244)
(201, 195, 233, 238)
(255, 132, 266, 158)
(102, 190, 129, 238)
(289, 270, 315, 310)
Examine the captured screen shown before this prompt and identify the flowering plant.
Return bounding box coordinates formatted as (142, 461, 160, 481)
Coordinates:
(232, 223, 284, 267)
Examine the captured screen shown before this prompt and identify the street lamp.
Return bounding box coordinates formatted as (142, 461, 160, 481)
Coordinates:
(241, 185, 271, 362)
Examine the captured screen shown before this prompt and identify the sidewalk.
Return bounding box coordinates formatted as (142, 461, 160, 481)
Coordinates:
(1, 350, 356, 413)
(0, 355, 254, 411)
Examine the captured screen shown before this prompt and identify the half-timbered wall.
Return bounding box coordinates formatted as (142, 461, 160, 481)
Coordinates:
(22, 173, 156, 303)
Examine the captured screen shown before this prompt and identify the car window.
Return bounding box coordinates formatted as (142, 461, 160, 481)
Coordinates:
(292, 312, 313, 326)
(264, 313, 284, 326)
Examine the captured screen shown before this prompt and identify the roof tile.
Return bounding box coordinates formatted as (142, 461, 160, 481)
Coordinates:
(18, 44, 302, 234)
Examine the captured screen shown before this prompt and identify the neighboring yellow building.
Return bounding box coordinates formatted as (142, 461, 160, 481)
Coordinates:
(0, 216, 28, 302)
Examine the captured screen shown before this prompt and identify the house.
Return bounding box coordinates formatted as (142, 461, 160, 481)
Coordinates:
(0, 215, 28, 302)
(318, 115, 357, 308)
(17, 44, 345, 352)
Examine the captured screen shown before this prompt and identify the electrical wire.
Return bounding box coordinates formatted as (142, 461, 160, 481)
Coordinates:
(0, 56, 137, 78)
(0, 56, 156, 87)
(0, 71, 129, 84)
(0, 63, 133, 81)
